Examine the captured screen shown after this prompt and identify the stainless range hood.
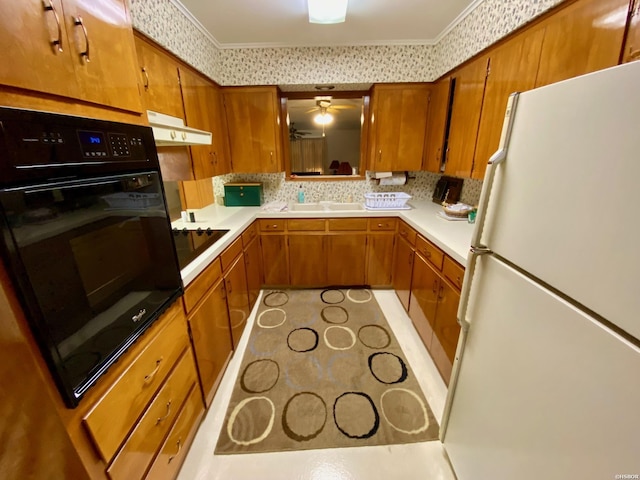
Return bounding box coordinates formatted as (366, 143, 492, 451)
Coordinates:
(147, 110, 212, 147)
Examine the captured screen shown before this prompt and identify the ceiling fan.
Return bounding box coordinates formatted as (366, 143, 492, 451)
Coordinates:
(289, 122, 311, 140)
(305, 96, 356, 114)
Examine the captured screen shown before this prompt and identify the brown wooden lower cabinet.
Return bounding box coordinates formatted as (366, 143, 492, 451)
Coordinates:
(224, 255, 251, 349)
(186, 277, 233, 407)
(243, 235, 263, 309)
(367, 233, 395, 287)
(327, 234, 367, 285)
(260, 234, 289, 285)
(288, 234, 327, 286)
(430, 279, 461, 383)
(393, 235, 415, 311)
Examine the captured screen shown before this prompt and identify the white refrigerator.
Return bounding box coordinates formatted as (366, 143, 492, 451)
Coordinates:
(441, 61, 640, 479)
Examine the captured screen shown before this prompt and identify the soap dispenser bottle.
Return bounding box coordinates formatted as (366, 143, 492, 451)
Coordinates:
(297, 185, 305, 203)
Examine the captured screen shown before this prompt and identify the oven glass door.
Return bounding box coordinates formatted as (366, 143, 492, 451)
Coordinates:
(0, 171, 182, 406)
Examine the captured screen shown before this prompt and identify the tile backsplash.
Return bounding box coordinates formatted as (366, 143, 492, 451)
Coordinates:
(213, 172, 483, 207)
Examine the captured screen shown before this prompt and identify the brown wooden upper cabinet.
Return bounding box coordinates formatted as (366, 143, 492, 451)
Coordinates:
(444, 55, 489, 179)
(423, 78, 452, 173)
(134, 35, 185, 119)
(368, 84, 431, 172)
(179, 67, 230, 178)
(534, 0, 629, 87)
(223, 86, 284, 173)
(471, 28, 545, 179)
(623, 0, 640, 62)
(1, 0, 142, 114)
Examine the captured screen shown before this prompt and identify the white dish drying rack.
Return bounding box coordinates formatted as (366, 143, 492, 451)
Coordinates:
(364, 192, 412, 210)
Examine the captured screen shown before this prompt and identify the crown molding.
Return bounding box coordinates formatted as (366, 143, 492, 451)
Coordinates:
(168, 0, 222, 49)
(169, 0, 486, 51)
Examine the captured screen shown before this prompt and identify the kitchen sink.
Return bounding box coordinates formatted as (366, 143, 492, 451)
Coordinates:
(326, 202, 365, 211)
(289, 202, 365, 212)
(289, 203, 326, 212)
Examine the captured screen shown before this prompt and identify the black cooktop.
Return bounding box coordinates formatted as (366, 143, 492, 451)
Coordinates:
(172, 227, 229, 269)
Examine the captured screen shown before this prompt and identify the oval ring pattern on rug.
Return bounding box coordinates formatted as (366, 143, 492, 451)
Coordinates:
(240, 359, 280, 394)
(227, 396, 275, 446)
(263, 291, 289, 307)
(287, 327, 319, 353)
(320, 305, 349, 324)
(380, 388, 430, 435)
(323, 326, 356, 351)
(320, 289, 345, 304)
(368, 352, 408, 384)
(257, 308, 287, 329)
(346, 289, 373, 303)
(333, 392, 380, 439)
(282, 392, 327, 442)
(358, 324, 391, 349)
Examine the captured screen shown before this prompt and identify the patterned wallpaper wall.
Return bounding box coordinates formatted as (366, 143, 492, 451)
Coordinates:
(129, 0, 564, 85)
(213, 172, 484, 207)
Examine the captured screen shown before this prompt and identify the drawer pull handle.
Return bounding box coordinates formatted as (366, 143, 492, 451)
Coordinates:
(43, 0, 63, 53)
(156, 400, 172, 425)
(437, 285, 444, 300)
(73, 16, 90, 63)
(456, 276, 461, 285)
(629, 48, 640, 60)
(168, 437, 182, 464)
(227, 279, 232, 294)
(408, 252, 412, 265)
(432, 279, 438, 294)
(144, 358, 163, 383)
(424, 249, 431, 257)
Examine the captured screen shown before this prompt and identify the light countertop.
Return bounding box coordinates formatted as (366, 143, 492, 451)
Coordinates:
(172, 200, 475, 287)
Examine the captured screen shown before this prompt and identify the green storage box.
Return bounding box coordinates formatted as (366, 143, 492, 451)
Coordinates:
(223, 182, 264, 206)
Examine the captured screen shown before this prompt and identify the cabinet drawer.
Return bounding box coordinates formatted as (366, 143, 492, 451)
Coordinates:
(287, 219, 325, 231)
(145, 384, 204, 480)
(327, 218, 368, 231)
(183, 257, 222, 314)
(415, 235, 444, 270)
(241, 222, 259, 247)
(221, 237, 243, 272)
(397, 221, 417, 246)
(369, 218, 397, 231)
(107, 350, 198, 480)
(259, 219, 286, 232)
(443, 256, 464, 291)
(83, 310, 189, 463)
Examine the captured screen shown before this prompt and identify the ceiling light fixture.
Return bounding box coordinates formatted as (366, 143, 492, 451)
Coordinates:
(308, 0, 348, 24)
(314, 112, 334, 125)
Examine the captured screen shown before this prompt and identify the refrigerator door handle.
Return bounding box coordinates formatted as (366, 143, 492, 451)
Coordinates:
(442, 93, 519, 442)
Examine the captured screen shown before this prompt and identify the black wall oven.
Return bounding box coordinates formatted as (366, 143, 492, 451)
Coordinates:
(0, 107, 183, 407)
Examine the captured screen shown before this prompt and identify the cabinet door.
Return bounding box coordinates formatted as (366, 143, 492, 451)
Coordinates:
(408, 253, 440, 350)
(393, 235, 414, 311)
(209, 85, 231, 176)
(224, 87, 282, 173)
(288, 235, 327, 286)
(444, 55, 489, 179)
(326, 234, 367, 286)
(423, 78, 452, 173)
(225, 255, 250, 349)
(431, 279, 461, 384)
(134, 36, 185, 119)
(534, 0, 628, 87)
(179, 67, 215, 179)
(62, 0, 142, 113)
(472, 28, 544, 180)
(244, 236, 263, 309)
(187, 278, 232, 407)
(369, 84, 431, 171)
(260, 234, 289, 286)
(0, 0, 78, 99)
(623, 0, 640, 63)
(367, 233, 395, 287)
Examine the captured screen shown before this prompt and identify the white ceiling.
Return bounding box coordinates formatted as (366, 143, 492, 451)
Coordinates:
(175, 0, 479, 48)
(289, 98, 363, 132)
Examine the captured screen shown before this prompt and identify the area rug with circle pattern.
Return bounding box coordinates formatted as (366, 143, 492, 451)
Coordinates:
(214, 288, 439, 454)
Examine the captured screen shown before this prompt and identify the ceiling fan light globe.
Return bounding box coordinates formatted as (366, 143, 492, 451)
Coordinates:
(308, 0, 348, 24)
(314, 112, 334, 125)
